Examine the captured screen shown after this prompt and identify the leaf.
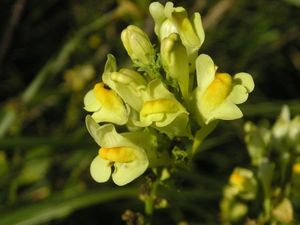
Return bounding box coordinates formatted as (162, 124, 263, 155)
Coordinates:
(0, 187, 137, 225)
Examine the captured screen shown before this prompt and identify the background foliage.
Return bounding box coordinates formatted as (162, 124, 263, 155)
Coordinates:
(0, 0, 300, 224)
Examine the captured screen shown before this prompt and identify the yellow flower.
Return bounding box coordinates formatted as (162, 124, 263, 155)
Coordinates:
(293, 162, 300, 174)
(149, 1, 204, 58)
(229, 168, 257, 200)
(133, 79, 190, 137)
(83, 82, 128, 125)
(229, 170, 246, 189)
(192, 54, 254, 125)
(86, 116, 149, 186)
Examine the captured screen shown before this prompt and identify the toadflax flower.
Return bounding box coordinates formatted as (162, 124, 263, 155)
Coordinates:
(86, 116, 149, 186)
(149, 1, 204, 63)
(192, 54, 254, 125)
(83, 81, 128, 125)
(133, 79, 190, 137)
(229, 167, 257, 200)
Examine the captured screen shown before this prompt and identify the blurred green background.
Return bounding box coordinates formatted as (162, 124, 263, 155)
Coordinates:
(0, 0, 300, 224)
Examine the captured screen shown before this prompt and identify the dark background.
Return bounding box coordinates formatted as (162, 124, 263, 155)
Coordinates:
(0, 0, 299, 224)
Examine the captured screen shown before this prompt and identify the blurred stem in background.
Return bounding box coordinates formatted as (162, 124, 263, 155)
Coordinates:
(0, 0, 27, 68)
(0, 187, 138, 225)
(0, 1, 135, 138)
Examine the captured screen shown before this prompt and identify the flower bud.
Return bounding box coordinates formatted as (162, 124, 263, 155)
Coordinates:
(121, 25, 156, 67)
(244, 121, 271, 166)
(272, 105, 290, 139)
(161, 33, 189, 99)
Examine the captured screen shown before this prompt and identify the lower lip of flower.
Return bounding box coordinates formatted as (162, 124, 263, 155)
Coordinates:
(140, 98, 179, 116)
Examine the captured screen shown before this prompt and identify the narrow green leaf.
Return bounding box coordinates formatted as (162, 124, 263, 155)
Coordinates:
(0, 187, 137, 225)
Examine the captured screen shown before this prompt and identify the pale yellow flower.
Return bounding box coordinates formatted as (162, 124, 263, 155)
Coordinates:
(133, 79, 190, 137)
(149, 1, 204, 59)
(86, 116, 148, 186)
(192, 54, 254, 125)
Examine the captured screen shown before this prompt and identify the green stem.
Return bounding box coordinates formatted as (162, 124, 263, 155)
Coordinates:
(147, 150, 172, 168)
(0, 107, 16, 138)
(263, 197, 271, 222)
(188, 121, 218, 162)
(144, 179, 159, 225)
(142, 64, 162, 81)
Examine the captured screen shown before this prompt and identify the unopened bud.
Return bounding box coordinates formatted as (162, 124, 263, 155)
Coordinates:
(121, 25, 156, 67)
(161, 33, 189, 99)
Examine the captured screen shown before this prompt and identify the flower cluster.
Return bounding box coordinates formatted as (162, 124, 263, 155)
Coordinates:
(221, 106, 300, 224)
(83, 2, 254, 186)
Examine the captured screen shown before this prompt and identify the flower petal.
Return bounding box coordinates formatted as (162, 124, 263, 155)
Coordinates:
(83, 90, 101, 112)
(192, 12, 205, 47)
(208, 101, 243, 123)
(160, 19, 179, 40)
(147, 79, 174, 99)
(161, 33, 189, 99)
(137, 113, 164, 127)
(227, 84, 249, 104)
(85, 115, 102, 146)
(289, 115, 300, 143)
(149, 2, 166, 38)
(91, 83, 128, 125)
(90, 155, 111, 183)
(112, 154, 148, 186)
(156, 112, 191, 137)
(196, 54, 216, 91)
(91, 105, 128, 125)
(86, 120, 141, 149)
(104, 54, 117, 74)
(104, 69, 146, 111)
(233, 72, 254, 93)
(86, 117, 127, 147)
(272, 105, 290, 139)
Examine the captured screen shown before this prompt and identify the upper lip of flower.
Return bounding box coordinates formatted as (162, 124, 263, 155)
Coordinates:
(200, 73, 233, 114)
(93, 82, 124, 110)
